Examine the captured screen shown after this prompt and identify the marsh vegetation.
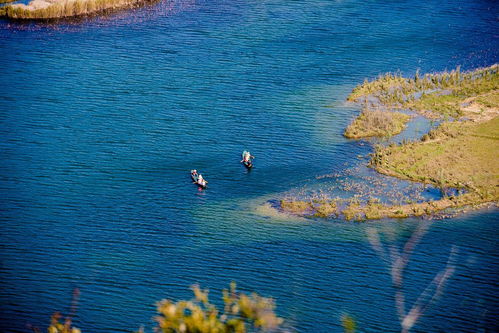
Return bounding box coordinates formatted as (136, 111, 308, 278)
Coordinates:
(281, 65, 499, 220)
(371, 117, 499, 212)
(347, 65, 498, 118)
(0, 0, 156, 19)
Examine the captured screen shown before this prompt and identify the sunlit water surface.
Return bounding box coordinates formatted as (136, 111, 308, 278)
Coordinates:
(1, 0, 498, 332)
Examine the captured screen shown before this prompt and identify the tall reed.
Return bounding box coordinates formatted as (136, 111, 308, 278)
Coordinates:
(0, 0, 157, 19)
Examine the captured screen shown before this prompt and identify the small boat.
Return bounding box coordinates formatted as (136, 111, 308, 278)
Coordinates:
(241, 150, 254, 169)
(243, 160, 253, 169)
(190, 170, 207, 188)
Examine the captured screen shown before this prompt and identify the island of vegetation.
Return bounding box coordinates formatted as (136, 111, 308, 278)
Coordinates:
(344, 109, 411, 139)
(0, 0, 155, 19)
(281, 64, 498, 220)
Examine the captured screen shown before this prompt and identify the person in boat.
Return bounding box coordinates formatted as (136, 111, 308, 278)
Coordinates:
(197, 174, 207, 186)
(241, 151, 254, 163)
(191, 170, 198, 181)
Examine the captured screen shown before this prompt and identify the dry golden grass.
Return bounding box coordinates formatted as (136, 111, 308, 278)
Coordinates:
(344, 109, 411, 138)
(342, 199, 362, 221)
(0, 0, 155, 19)
(280, 200, 312, 214)
(280, 198, 340, 218)
(475, 90, 499, 109)
(313, 200, 338, 217)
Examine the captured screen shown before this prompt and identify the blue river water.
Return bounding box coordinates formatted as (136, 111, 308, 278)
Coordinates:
(0, 0, 498, 332)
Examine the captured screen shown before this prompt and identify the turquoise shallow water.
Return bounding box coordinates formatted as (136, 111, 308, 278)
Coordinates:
(0, 0, 498, 332)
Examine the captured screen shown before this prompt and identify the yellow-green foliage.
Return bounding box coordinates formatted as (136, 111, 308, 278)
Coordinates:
(372, 117, 499, 204)
(155, 283, 283, 333)
(411, 93, 463, 117)
(344, 109, 411, 138)
(280, 199, 312, 214)
(341, 314, 357, 333)
(347, 72, 408, 103)
(0, 0, 155, 19)
(314, 200, 338, 217)
(363, 198, 384, 219)
(347, 65, 499, 118)
(280, 198, 339, 217)
(342, 198, 363, 221)
(48, 312, 81, 333)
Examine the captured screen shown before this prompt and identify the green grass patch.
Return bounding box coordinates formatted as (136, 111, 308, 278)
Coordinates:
(411, 93, 463, 117)
(371, 117, 499, 204)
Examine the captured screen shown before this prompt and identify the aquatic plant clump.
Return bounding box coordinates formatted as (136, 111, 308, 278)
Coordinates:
(344, 109, 411, 138)
(0, 0, 157, 19)
(281, 198, 341, 218)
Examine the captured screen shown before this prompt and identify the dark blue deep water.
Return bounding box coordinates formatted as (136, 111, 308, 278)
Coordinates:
(1, 0, 498, 332)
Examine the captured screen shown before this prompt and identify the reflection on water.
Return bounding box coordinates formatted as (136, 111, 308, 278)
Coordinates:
(367, 222, 458, 333)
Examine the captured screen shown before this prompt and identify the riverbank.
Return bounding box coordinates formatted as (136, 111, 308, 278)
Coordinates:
(281, 65, 499, 220)
(0, 0, 155, 19)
